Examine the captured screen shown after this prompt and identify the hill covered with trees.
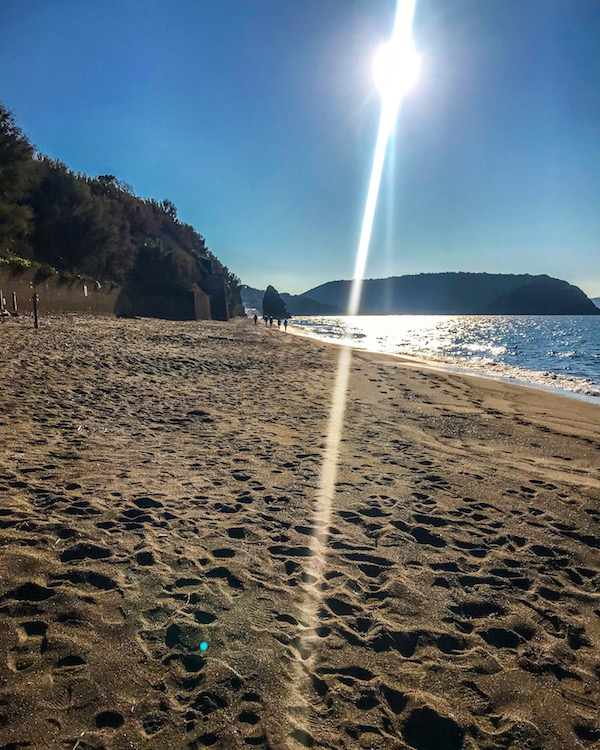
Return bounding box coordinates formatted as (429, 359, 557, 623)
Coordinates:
(304, 273, 600, 316)
(0, 102, 243, 317)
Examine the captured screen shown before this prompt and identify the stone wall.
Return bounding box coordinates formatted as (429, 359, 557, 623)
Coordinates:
(203, 273, 229, 321)
(114, 286, 211, 321)
(193, 289, 212, 320)
(0, 268, 119, 317)
(1, 268, 218, 321)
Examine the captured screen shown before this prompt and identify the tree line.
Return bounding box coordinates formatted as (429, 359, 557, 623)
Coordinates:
(0, 102, 242, 310)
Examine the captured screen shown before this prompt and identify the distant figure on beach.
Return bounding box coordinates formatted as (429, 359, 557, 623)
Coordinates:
(277, 319, 281, 328)
(284, 319, 288, 331)
(253, 313, 258, 325)
(264, 315, 268, 326)
(269, 316, 273, 327)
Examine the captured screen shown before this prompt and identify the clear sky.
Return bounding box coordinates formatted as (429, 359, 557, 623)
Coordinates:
(2, 0, 599, 297)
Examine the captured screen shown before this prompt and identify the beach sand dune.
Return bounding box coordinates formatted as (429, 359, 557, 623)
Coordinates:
(0, 316, 599, 749)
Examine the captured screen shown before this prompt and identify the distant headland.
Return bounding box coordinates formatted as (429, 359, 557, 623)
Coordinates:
(243, 273, 600, 316)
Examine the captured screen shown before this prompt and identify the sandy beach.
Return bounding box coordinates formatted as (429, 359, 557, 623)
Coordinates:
(1, 315, 599, 750)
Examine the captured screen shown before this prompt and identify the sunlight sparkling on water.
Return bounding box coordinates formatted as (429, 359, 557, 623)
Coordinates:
(290, 315, 600, 400)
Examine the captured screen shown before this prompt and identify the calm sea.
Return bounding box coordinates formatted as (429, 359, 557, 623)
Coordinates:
(288, 315, 600, 403)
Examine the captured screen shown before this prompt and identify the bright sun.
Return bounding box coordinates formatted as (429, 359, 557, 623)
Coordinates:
(373, 38, 420, 103)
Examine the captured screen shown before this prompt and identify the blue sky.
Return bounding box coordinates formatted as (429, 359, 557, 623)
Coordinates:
(2, 0, 599, 296)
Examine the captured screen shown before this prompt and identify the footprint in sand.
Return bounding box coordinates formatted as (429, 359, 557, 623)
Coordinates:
(211, 548, 235, 559)
(136, 550, 155, 565)
(59, 542, 111, 563)
(411, 526, 447, 548)
(402, 705, 464, 750)
(141, 706, 169, 736)
(55, 569, 119, 591)
(206, 566, 244, 590)
(3, 581, 55, 602)
(95, 709, 124, 728)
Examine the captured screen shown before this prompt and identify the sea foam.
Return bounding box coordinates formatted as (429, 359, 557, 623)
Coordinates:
(289, 314, 600, 403)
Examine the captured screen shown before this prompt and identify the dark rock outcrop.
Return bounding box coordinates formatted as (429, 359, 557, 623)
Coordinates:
(262, 285, 290, 319)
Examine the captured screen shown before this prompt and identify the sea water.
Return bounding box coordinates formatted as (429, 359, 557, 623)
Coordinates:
(288, 315, 600, 402)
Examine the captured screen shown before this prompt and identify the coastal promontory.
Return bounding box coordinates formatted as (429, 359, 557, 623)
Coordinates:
(302, 272, 600, 315)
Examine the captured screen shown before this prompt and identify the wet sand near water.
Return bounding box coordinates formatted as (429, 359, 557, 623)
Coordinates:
(0, 316, 599, 750)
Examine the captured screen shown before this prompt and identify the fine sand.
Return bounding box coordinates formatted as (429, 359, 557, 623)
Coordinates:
(0, 316, 599, 750)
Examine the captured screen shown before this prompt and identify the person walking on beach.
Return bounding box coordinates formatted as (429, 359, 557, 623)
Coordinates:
(284, 319, 288, 332)
(269, 316, 273, 327)
(277, 319, 281, 328)
(253, 313, 258, 325)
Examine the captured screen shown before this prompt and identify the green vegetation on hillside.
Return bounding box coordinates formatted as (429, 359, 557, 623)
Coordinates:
(305, 273, 600, 316)
(0, 102, 242, 315)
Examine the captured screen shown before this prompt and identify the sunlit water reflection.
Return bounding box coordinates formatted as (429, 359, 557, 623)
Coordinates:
(289, 315, 600, 401)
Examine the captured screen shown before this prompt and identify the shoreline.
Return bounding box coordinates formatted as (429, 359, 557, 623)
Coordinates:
(287, 322, 600, 405)
(1, 315, 599, 750)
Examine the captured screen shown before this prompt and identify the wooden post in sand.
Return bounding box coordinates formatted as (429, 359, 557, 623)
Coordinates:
(0, 290, 4, 312)
(32, 293, 39, 329)
(12, 292, 17, 312)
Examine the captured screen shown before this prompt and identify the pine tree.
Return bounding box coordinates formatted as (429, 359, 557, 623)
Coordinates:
(0, 103, 34, 250)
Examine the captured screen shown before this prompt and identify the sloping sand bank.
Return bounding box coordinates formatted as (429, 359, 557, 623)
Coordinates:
(0, 316, 599, 750)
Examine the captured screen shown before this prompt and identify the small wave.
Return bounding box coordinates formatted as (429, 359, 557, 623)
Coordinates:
(290, 314, 600, 403)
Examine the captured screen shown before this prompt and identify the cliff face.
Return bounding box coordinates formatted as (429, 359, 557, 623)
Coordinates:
(303, 273, 600, 316)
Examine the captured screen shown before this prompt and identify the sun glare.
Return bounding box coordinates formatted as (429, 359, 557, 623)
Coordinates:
(373, 38, 420, 103)
(290, 0, 420, 740)
(348, 0, 419, 316)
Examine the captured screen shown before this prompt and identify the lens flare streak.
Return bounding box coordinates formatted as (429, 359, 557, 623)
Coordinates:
(348, 0, 418, 316)
(288, 1, 418, 744)
(348, 98, 400, 316)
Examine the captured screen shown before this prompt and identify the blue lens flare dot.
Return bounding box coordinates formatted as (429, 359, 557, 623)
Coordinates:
(200, 642, 208, 652)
